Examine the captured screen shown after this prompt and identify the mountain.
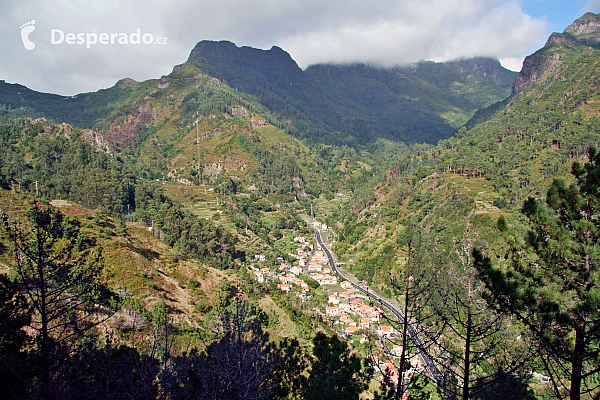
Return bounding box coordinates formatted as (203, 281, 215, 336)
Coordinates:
(467, 12, 600, 130)
(1, 41, 516, 147)
(185, 41, 516, 144)
(0, 78, 318, 203)
(513, 12, 600, 95)
(2, 12, 600, 400)
(328, 12, 600, 289)
(0, 41, 519, 207)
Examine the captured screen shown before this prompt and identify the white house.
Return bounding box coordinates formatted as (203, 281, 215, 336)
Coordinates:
(341, 281, 353, 289)
(310, 273, 324, 281)
(278, 284, 290, 292)
(321, 274, 338, 285)
(253, 270, 265, 283)
(390, 345, 404, 357)
(338, 303, 352, 313)
(377, 325, 397, 338)
(345, 326, 359, 335)
(308, 262, 323, 273)
(326, 306, 339, 317)
(359, 318, 371, 330)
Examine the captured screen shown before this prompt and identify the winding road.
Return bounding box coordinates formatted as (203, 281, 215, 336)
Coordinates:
(311, 226, 445, 388)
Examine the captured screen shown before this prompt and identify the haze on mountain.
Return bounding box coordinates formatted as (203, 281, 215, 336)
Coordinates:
(0, 48, 516, 144)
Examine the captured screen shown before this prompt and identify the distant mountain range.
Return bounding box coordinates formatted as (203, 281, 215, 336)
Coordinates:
(183, 41, 516, 144)
(2, 12, 598, 189)
(1, 39, 517, 147)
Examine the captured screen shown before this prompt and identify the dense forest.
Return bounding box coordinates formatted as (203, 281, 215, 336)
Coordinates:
(0, 119, 240, 269)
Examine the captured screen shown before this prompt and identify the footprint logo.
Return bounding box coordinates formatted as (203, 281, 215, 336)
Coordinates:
(20, 20, 36, 51)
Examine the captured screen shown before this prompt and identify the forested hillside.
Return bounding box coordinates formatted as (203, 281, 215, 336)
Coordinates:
(331, 12, 600, 284)
(1, 42, 515, 147)
(186, 41, 515, 144)
(323, 13, 600, 400)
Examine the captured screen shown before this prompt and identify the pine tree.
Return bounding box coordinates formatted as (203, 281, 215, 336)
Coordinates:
(477, 147, 600, 400)
(307, 332, 371, 400)
(382, 235, 445, 400)
(434, 226, 531, 400)
(195, 298, 280, 400)
(0, 273, 31, 399)
(1, 201, 109, 398)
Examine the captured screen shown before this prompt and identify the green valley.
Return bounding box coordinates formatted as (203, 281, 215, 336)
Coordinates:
(0, 11, 599, 400)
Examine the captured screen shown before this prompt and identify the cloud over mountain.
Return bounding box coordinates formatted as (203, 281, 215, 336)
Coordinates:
(0, 0, 586, 95)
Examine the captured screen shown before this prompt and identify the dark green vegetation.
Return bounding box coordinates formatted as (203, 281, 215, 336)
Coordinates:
(186, 42, 515, 145)
(477, 148, 600, 400)
(1, 201, 109, 397)
(0, 197, 372, 399)
(0, 11, 599, 400)
(331, 12, 600, 289)
(324, 12, 600, 400)
(1, 43, 515, 147)
(0, 120, 240, 269)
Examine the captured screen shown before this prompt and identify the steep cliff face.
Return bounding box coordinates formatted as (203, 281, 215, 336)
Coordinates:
(512, 12, 600, 95)
(512, 51, 565, 95)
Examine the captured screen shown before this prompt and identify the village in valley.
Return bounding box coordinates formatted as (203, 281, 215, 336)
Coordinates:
(249, 220, 426, 389)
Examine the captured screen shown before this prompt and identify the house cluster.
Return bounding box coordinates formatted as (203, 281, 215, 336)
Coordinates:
(388, 345, 425, 371)
(250, 260, 313, 302)
(305, 249, 338, 285)
(370, 349, 424, 395)
(290, 235, 313, 269)
(276, 263, 310, 297)
(290, 236, 338, 286)
(250, 235, 332, 302)
(325, 283, 384, 336)
(251, 225, 428, 396)
(250, 265, 275, 284)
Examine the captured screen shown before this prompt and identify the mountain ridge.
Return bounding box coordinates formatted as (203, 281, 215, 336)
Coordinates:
(512, 12, 600, 95)
(184, 40, 516, 144)
(1, 40, 516, 147)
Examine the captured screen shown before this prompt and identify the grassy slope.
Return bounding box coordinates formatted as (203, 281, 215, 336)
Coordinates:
(0, 189, 306, 345)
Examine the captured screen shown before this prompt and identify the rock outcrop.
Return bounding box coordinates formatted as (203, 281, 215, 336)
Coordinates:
(512, 12, 600, 95)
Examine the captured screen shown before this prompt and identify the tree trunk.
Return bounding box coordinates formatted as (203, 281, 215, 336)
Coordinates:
(462, 310, 472, 400)
(38, 227, 51, 398)
(397, 277, 411, 400)
(570, 323, 585, 400)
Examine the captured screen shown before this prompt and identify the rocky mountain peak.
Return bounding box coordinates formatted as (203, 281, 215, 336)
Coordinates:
(564, 12, 600, 37)
(512, 12, 599, 96)
(187, 40, 302, 75)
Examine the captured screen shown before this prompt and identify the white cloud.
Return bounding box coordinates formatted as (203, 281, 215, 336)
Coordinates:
(0, 0, 551, 95)
(277, 0, 548, 68)
(499, 57, 525, 71)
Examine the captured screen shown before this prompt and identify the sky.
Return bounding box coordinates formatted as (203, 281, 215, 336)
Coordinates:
(0, 0, 598, 96)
